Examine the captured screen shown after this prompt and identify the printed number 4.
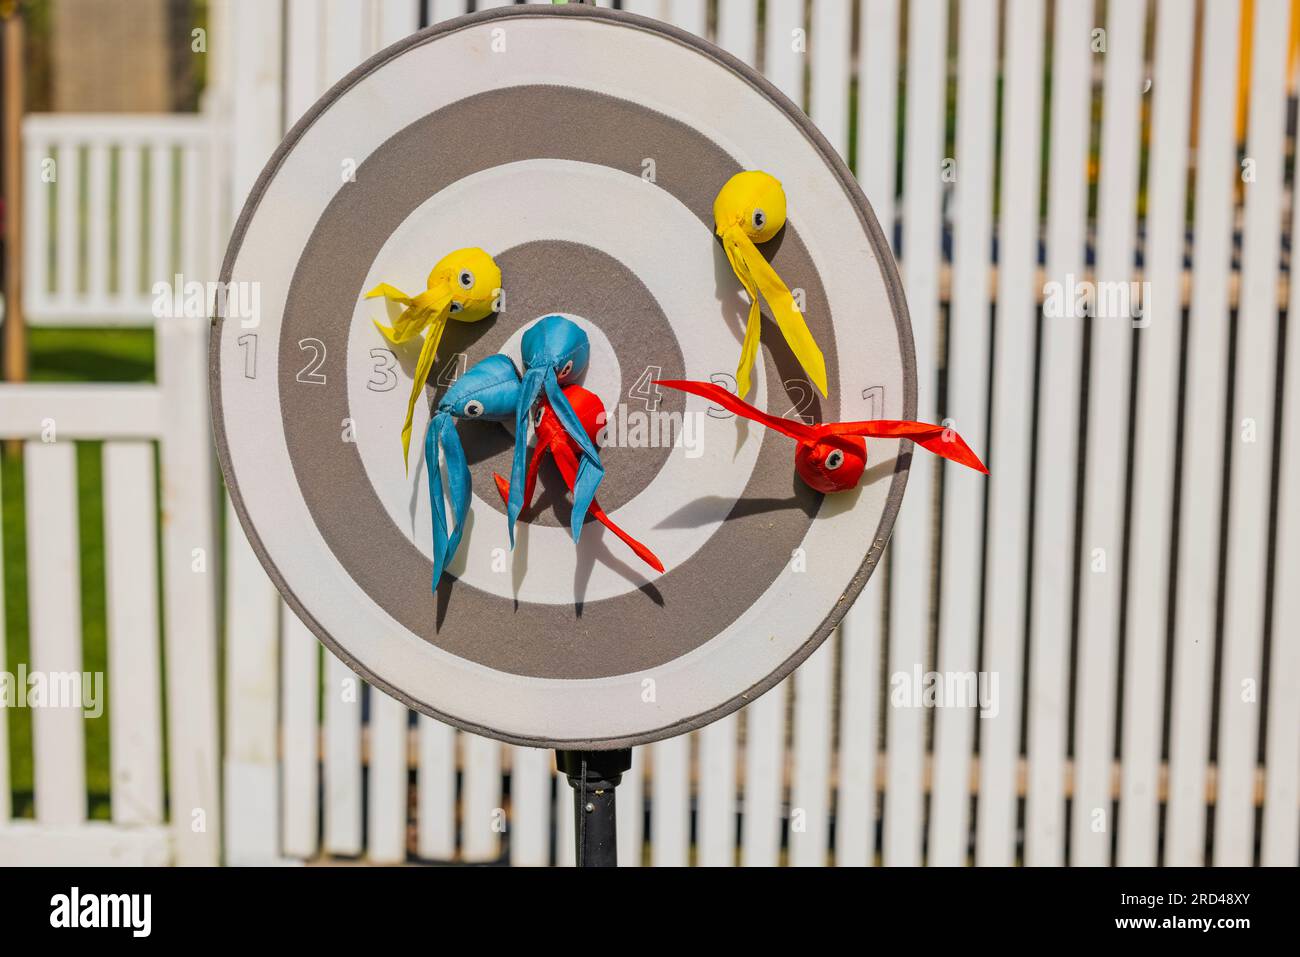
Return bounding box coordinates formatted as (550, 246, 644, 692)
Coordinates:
(438, 354, 468, 387)
(629, 366, 663, 412)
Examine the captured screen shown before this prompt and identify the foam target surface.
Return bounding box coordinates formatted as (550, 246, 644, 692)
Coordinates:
(212, 5, 912, 748)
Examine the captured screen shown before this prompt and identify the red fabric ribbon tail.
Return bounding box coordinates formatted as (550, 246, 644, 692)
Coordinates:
(588, 502, 665, 573)
(915, 430, 988, 474)
(820, 419, 988, 474)
(523, 439, 546, 510)
(492, 439, 547, 509)
(551, 440, 664, 573)
(491, 471, 511, 506)
(655, 379, 815, 441)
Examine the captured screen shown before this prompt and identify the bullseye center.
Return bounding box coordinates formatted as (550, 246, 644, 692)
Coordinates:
(497, 313, 623, 435)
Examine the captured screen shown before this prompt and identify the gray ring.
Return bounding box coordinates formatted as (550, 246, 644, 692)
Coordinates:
(276, 90, 837, 678)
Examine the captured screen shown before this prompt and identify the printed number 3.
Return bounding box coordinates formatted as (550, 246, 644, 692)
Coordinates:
(707, 372, 737, 418)
(367, 349, 397, 392)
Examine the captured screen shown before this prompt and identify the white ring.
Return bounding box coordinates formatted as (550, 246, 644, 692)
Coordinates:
(348, 160, 766, 601)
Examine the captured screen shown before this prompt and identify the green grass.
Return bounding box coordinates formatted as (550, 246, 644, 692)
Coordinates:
(3, 327, 155, 820)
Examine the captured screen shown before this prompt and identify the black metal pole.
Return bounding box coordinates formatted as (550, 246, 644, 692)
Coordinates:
(550, 0, 622, 870)
(555, 748, 632, 867)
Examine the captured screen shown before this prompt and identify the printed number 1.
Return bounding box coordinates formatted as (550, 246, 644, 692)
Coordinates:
(237, 334, 257, 379)
(862, 386, 884, 420)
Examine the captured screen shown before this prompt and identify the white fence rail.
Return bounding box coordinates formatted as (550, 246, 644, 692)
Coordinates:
(17, 113, 221, 327)
(0, 0, 1297, 867)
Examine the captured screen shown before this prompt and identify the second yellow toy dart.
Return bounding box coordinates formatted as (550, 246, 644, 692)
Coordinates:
(366, 247, 502, 469)
(713, 170, 828, 399)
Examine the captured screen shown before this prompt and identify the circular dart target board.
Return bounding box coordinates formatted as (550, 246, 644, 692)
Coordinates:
(211, 4, 915, 750)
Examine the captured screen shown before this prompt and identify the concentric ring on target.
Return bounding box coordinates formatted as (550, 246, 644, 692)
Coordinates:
(211, 3, 915, 749)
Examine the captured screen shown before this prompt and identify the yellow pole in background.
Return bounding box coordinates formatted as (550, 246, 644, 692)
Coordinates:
(1290, 0, 1300, 92)
(1, 0, 26, 387)
(1238, 0, 1253, 145)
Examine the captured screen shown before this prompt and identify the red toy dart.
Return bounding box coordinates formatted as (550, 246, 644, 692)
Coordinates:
(493, 385, 665, 573)
(656, 379, 988, 493)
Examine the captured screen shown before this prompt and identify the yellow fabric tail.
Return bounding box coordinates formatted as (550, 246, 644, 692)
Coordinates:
(373, 319, 405, 346)
(724, 232, 764, 398)
(365, 282, 412, 303)
(400, 296, 453, 470)
(368, 281, 432, 346)
(726, 227, 829, 397)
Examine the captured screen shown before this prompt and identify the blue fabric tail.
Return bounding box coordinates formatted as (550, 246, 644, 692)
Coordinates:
(541, 375, 605, 543)
(426, 414, 452, 590)
(507, 367, 546, 547)
(441, 414, 472, 565)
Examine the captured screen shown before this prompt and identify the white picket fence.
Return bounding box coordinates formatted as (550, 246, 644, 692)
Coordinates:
(0, 0, 1297, 866)
(0, 316, 218, 865)
(17, 114, 222, 327)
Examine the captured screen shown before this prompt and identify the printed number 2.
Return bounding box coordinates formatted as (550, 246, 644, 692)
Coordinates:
(782, 379, 816, 422)
(296, 338, 327, 385)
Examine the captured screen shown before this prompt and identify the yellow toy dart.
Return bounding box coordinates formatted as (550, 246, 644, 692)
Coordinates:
(366, 247, 502, 469)
(714, 170, 828, 399)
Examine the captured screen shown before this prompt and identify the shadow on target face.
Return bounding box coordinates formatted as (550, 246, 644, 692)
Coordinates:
(210, 2, 915, 750)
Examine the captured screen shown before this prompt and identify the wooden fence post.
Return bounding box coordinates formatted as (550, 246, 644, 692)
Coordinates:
(221, 0, 286, 866)
(157, 312, 222, 865)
